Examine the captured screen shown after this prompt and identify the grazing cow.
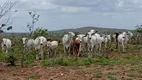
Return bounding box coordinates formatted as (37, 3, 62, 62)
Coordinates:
(1, 38, 12, 53)
(127, 31, 133, 39)
(76, 34, 86, 53)
(62, 32, 75, 54)
(112, 34, 116, 43)
(100, 34, 105, 44)
(87, 31, 101, 56)
(73, 40, 80, 56)
(118, 32, 129, 52)
(89, 34, 97, 56)
(113, 33, 119, 49)
(107, 34, 111, 43)
(127, 31, 133, 44)
(103, 34, 111, 48)
(47, 41, 58, 58)
(34, 36, 47, 60)
(22, 37, 35, 53)
(87, 31, 96, 52)
(76, 34, 91, 56)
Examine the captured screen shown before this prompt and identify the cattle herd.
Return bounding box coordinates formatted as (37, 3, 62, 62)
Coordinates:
(1, 29, 134, 60)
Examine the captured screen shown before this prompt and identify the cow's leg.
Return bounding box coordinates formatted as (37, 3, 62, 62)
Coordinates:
(36, 54, 39, 60)
(64, 46, 66, 54)
(78, 44, 82, 57)
(35, 48, 39, 60)
(78, 49, 80, 57)
(96, 45, 98, 56)
(99, 43, 102, 54)
(54, 49, 57, 57)
(90, 44, 94, 57)
(40, 48, 44, 60)
(68, 46, 71, 56)
(118, 41, 121, 52)
(87, 43, 91, 56)
(88, 44, 90, 51)
(5, 49, 8, 54)
(122, 41, 125, 53)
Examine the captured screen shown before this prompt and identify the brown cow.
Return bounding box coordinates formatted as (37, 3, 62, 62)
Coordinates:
(73, 40, 80, 57)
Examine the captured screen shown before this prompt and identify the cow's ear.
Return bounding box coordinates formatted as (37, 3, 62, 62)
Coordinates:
(92, 33, 95, 35)
(84, 33, 87, 37)
(100, 34, 102, 37)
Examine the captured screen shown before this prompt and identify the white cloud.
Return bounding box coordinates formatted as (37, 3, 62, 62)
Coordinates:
(117, 0, 124, 8)
(61, 6, 90, 12)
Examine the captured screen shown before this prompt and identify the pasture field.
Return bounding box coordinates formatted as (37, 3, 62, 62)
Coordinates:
(0, 36, 142, 80)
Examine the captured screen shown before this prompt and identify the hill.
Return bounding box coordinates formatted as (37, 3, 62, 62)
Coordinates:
(2, 26, 135, 37)
(50, 26, 135, 34)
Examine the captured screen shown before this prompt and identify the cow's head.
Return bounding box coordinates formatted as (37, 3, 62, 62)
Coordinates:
(76, 34, 85, 42)
(38, 36, 46, 45)
(22, 38, 28, 47)
(87, 31, 95, 39)
(127, 31, 133, 37)
(69, 32, 75, 38)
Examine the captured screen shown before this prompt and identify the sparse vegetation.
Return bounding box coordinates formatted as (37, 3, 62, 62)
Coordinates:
(0, 1, 141, 79)
(107, 75, 118, 80)
(95, 70, 103, 78)
(27, 73, 41, 79)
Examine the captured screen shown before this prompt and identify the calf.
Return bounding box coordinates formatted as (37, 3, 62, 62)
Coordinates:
(73, 40, 80, 57)
(22, 37, 35, 53)
(47, 41, 58, 58)
(62, 32, 75, 55)
(35, 36, 47, 60)
(1, 38, 12, 53)
(118, 32, 129, 52)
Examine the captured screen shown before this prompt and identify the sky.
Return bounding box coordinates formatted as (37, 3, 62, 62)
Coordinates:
(1, 0, 142, 32)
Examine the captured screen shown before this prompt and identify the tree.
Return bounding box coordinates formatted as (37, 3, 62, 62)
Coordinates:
(0, 0, 19, 33)
(136, 25, 142, 33)
(27, 11, 40, 37)
(33, 28, 48, 39)
(135, 24, 142, 46)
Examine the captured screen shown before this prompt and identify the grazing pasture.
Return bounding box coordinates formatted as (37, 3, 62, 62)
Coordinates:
(0, 0, 142, 80)
(0, 31, 141, 80)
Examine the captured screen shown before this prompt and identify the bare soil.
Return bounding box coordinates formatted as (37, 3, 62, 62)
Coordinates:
(0, 52, 142, 80)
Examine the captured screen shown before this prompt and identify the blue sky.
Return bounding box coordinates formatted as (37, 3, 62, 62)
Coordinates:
(1, 0, 142, 32)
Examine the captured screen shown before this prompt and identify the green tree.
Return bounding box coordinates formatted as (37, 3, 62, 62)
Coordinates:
(135, 25, 142, 46)
(136, 25, 142, 33)
(33, 28, 48, 39)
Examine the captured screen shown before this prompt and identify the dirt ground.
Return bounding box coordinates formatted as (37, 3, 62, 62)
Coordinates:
(0, 52, 142, 80)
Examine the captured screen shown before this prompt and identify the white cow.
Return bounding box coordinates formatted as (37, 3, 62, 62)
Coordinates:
(34, 36, 47, 60)
(47, 41, 58, 57)
(22, 37, 35, 53)
(1, 38, 12, 53)
(107, 34, 111, 43)
(118, 32, 129, 52)
(89, 34, 97, 56)
(127, 31, 133, 44)
(113, 34, 116, 43)
(75, 34, 86, 56)
(127, 31, 133, 39)
(100, 35, 105, 44)
(87, 31, 102, 56)
(62, 32, 75, 54)
(102, 34, 111, 48)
